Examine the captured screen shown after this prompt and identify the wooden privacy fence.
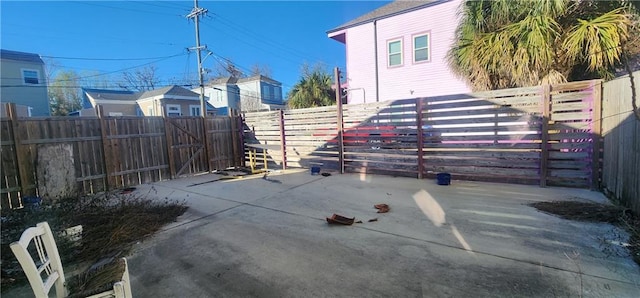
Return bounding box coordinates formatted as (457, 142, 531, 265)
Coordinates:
(244, 80, 602, 188)
(1, 103, 243, 209)
(601, 72, 640, 214)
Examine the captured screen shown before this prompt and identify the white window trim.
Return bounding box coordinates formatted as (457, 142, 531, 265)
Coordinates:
(387, 39, 403, 67)
(413, 33, 430, 63)
(147, 106, 154, 116)
(189, 105, 201, 116)
(166, 104, 181, 116)
(21, 68, 40, 85)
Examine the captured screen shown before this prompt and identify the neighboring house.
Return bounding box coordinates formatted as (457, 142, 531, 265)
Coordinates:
(196, 75, 285, 114)
(77, 85, 214, 117)
(0, 49, 50, 116)
(198, 77, 240, 116)
(327, 0, 471, 104)
(236, 75, 285, 111)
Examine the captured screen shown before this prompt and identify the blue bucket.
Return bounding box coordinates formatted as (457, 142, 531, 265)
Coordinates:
(311, 166, 321, 175)
(436, 173, 451, 185)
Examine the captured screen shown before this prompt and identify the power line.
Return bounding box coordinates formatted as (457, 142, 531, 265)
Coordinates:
(129, 0, 192, 12)
(51, 52, 188, 83)
(40, 54, 191, 61)
(208, 13, 330, 65)
(76, 1, 184, 17)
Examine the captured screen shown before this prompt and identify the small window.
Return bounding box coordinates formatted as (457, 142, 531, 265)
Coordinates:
(108, 112, 123, 116)
(166, 104, 181, 116)
(148, 106, 154, 116)
(388, 39, 403, 67)
(22, 69, 39, 84)
(414, 34, 430, 63)
(190, 105, 201, 116)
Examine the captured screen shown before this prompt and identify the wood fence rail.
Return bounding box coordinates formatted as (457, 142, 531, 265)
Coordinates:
(244, 80, 602, 189)
(1, 103, 243, 209)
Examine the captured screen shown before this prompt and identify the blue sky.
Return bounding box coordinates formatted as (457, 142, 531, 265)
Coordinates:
(1, 0, 391, 95)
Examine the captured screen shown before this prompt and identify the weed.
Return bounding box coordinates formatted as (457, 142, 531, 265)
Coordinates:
(0, 191, 187, 292)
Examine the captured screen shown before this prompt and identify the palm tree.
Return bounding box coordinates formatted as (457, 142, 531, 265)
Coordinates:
(287, 67, 335, 109)
(448, 0, 638, 90)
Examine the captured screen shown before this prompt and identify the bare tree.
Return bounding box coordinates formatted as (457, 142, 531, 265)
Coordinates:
(118, 65, 159, 91)
(240, 91, 264, 112)
(211, 59, 244, 79)
(249, 63, 272, 77)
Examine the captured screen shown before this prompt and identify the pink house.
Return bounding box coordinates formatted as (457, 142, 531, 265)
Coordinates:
(327, 0, 471, 104)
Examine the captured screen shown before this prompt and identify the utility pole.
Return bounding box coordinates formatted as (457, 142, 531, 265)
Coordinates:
(187, 0, 208, 117)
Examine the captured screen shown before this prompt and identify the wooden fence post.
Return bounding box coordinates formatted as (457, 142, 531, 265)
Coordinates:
(279, 109, 287, 170)
(335, 67, 344, 174)
(238, 115, 245, 167)
(97, 105, 115, 190)
(591, 80, 603, 190)
(7, 103, 35, 198)
(162, 108, 176, 179)
(201, 115, 211, 173)
(230, 114, 238, 168)
(416, 98, 424, 179)
(540, 85, 551, 187)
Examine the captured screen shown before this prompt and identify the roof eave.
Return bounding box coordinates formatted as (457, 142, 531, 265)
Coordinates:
(326, 0, 449, 34)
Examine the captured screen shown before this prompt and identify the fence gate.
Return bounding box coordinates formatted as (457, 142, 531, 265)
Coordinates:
(164, 117, 208, 177)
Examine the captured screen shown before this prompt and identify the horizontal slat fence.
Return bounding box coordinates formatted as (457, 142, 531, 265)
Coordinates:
(244, 80, 601, 188)
(1, 103, 243, 209)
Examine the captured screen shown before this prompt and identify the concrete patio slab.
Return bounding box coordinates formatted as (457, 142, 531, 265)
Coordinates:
(125, 170, 639, 297)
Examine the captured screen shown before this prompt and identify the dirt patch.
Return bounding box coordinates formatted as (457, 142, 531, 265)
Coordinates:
(529, 200, 639, 265)
(1, 190, 187, 292)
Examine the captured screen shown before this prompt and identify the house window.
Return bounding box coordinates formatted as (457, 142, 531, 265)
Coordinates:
(166, 104, 181, 116)
(108, 112, 123, 116)
(274, 87, 281, 101)
(414, 33, 430, 63)
(22, 69, 40, 85)
(148, 106, 154, 116)
(388, 39, 403, 67)
(262, 85, 271, 100)
(190, 105, 201, 116)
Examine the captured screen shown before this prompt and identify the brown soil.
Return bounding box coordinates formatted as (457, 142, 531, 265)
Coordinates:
(1, 191, 187, 292)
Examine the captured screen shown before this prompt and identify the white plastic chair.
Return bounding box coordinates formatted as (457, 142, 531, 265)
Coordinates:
(10, 222, 132, 298)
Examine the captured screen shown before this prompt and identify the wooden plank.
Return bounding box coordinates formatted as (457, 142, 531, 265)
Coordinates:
(551, 81, 594, 92)
(7, 104, 35, 197)
(97, 106, 116, 189)
(550, 111, 592, 121)
(279, 110, 287, 170)
(335, 67, 344, 174)
(416, 98, 424, 179)
(425, 158, 540, 169)
(591, 80, 602, 189)
(540, 84, 551, 187)
(20, 136, 103, 144)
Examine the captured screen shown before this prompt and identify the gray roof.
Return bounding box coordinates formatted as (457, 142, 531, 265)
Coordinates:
(0, 49, 44, 64)
(327, 0, 444, 33)
(85, 85, 200, 103)
(208, 77, 238, 85)
(138, 85, 200, 99)
(236, 75, 281, 86)
(84, 89, 138, 101)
